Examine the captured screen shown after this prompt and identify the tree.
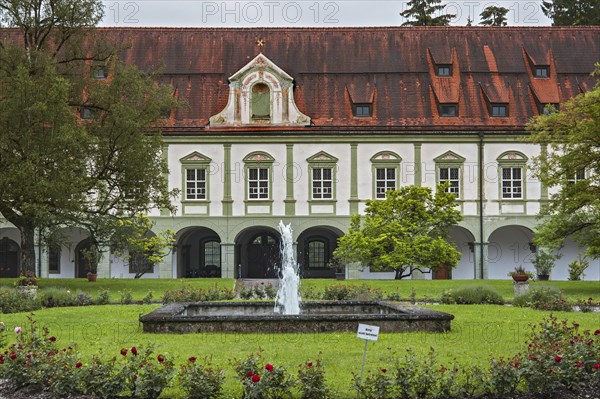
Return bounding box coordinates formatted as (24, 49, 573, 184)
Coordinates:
(110, 215, 175, 279)
(0, 0, 179, 275)
(400, 0, 455, 26)
(479, 6, 509, 26)
(526, 65, 600, 258)
(333, 185, 462, 279)
(542, 0, 600, 26)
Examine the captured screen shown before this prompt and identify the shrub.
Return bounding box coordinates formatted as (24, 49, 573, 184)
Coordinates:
(162, 285, 235, 303)
(300, 286, 321, 300)
(83, 353, 128, 399)
(178, 356, 225, 399)
(440, 285, 504, 305)
(142, 290, 154, 304)
(568, 256, 590, 281)
(0, 287, 42, 313)
(322, 284, 383, 301)
(41, 289, 93, 307)
(233, 350, 295, 399)
(513, 286, 572, 311)
(484, 356, 522, 397)
(576, 297, 599, 312)
(120, 289, 134, 305)
(352, 367, 394, 399)
(297, 356, 332, 399)
(120, 344, 175, 399)
(96, 288, 111, 305)
(0, 321, 6, 349)
(322, 284, 351, 300)
(517, 315, 600, 395)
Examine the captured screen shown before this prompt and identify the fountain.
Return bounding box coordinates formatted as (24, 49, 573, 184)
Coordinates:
(140, 221, 454, 334)
(274, 221, 300, 315)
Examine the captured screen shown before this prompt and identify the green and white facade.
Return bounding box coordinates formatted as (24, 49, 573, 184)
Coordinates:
(1, 27, 599, 281)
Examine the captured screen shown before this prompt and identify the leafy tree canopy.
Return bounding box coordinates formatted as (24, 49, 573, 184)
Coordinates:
(479, 6, 509, 26)
(526, 66, 600, 258)
(400, 0, 455, 26)
(333, 185, 462, 279)
(542, 0, 600, 26)
(0, 0, 179, 274)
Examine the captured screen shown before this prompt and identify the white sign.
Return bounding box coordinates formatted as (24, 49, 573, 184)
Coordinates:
(357, 324, 380, 341)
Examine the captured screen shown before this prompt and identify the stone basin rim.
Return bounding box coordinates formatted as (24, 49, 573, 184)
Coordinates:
(139, 300, 455, 322)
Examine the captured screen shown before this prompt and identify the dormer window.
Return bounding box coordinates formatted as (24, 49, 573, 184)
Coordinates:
(535, 66, 549, 78)
(437, 65, 452, 77)
(353, 104, 372, 117)
(160, 107, 172, 119)
(251, 83, 270, 120)
(94, 66, 107, 80)
(491, 104, 508, 117)
(541, 103, 558, 115)
(440, 104, 457, 117)
(80, 107, 96, 120)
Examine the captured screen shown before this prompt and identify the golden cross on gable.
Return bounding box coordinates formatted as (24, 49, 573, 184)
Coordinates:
(256, 38, 265, 47)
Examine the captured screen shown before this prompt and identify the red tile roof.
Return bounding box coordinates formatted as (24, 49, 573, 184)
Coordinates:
(8, 26, 600, 132)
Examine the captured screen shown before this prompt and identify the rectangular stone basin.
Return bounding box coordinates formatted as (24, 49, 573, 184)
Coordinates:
(139, 301, 454, 334)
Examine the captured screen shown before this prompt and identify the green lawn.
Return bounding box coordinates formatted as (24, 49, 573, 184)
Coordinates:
(0, 303, 598, 398)
(1, 278, 598, 302)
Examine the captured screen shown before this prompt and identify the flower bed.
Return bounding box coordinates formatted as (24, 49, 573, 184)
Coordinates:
(0, 314, 598, 399)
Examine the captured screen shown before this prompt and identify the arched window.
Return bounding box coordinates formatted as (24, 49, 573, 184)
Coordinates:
(307, 239, 327, 269)
(252, 83, 270, 119)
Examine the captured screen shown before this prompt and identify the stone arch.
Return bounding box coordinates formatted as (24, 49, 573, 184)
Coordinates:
(487, 225, 535, 279)
(296, 225, 344, 278)
(176, 227, 222, 278)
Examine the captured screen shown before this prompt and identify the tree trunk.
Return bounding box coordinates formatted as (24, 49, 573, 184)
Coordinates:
(20, 223, 37, 276)
(395, 269, 403, 280)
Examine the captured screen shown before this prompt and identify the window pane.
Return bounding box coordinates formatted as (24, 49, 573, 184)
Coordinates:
(204, 241, 220, 266)
(308, 240, 326, 268)
(375, 167, 396, 199)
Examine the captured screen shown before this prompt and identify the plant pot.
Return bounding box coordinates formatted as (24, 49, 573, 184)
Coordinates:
(335, 272, 345, 280)
(17, 285, 38, 299)
(537, 274, 549, 281)
(512, 274, 529, 282)
(87, 273, 98, 282)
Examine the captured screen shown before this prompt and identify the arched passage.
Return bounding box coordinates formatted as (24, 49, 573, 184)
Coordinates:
(297, 226, 344, 278)
(235, 226, 281, 278)
(74, 237, 95, 278)
(487, 225, 535, 279)
(445, 226, 476, 280)
(0, 237, 20, 278)
(176, 227, 221, 278)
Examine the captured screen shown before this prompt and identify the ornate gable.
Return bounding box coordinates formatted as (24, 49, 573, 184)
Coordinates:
(307, 151, 338, 163)
(497, 151, 528, 161)
(434, 151, 465, 163)
(210, 53, 310, 127)
(180, 152, 212, 163)
(370, 151, 401, 162)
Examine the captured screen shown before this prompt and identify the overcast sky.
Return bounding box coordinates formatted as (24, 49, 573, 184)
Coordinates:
(99, 1, 552, 27)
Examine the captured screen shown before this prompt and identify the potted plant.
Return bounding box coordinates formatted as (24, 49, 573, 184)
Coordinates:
(15, 270, 39, 298)
(508, 265, 533, 282)
(81, 244, 101, 282)
(327, 258, 345, 280)
(531, 250, 558, 281)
